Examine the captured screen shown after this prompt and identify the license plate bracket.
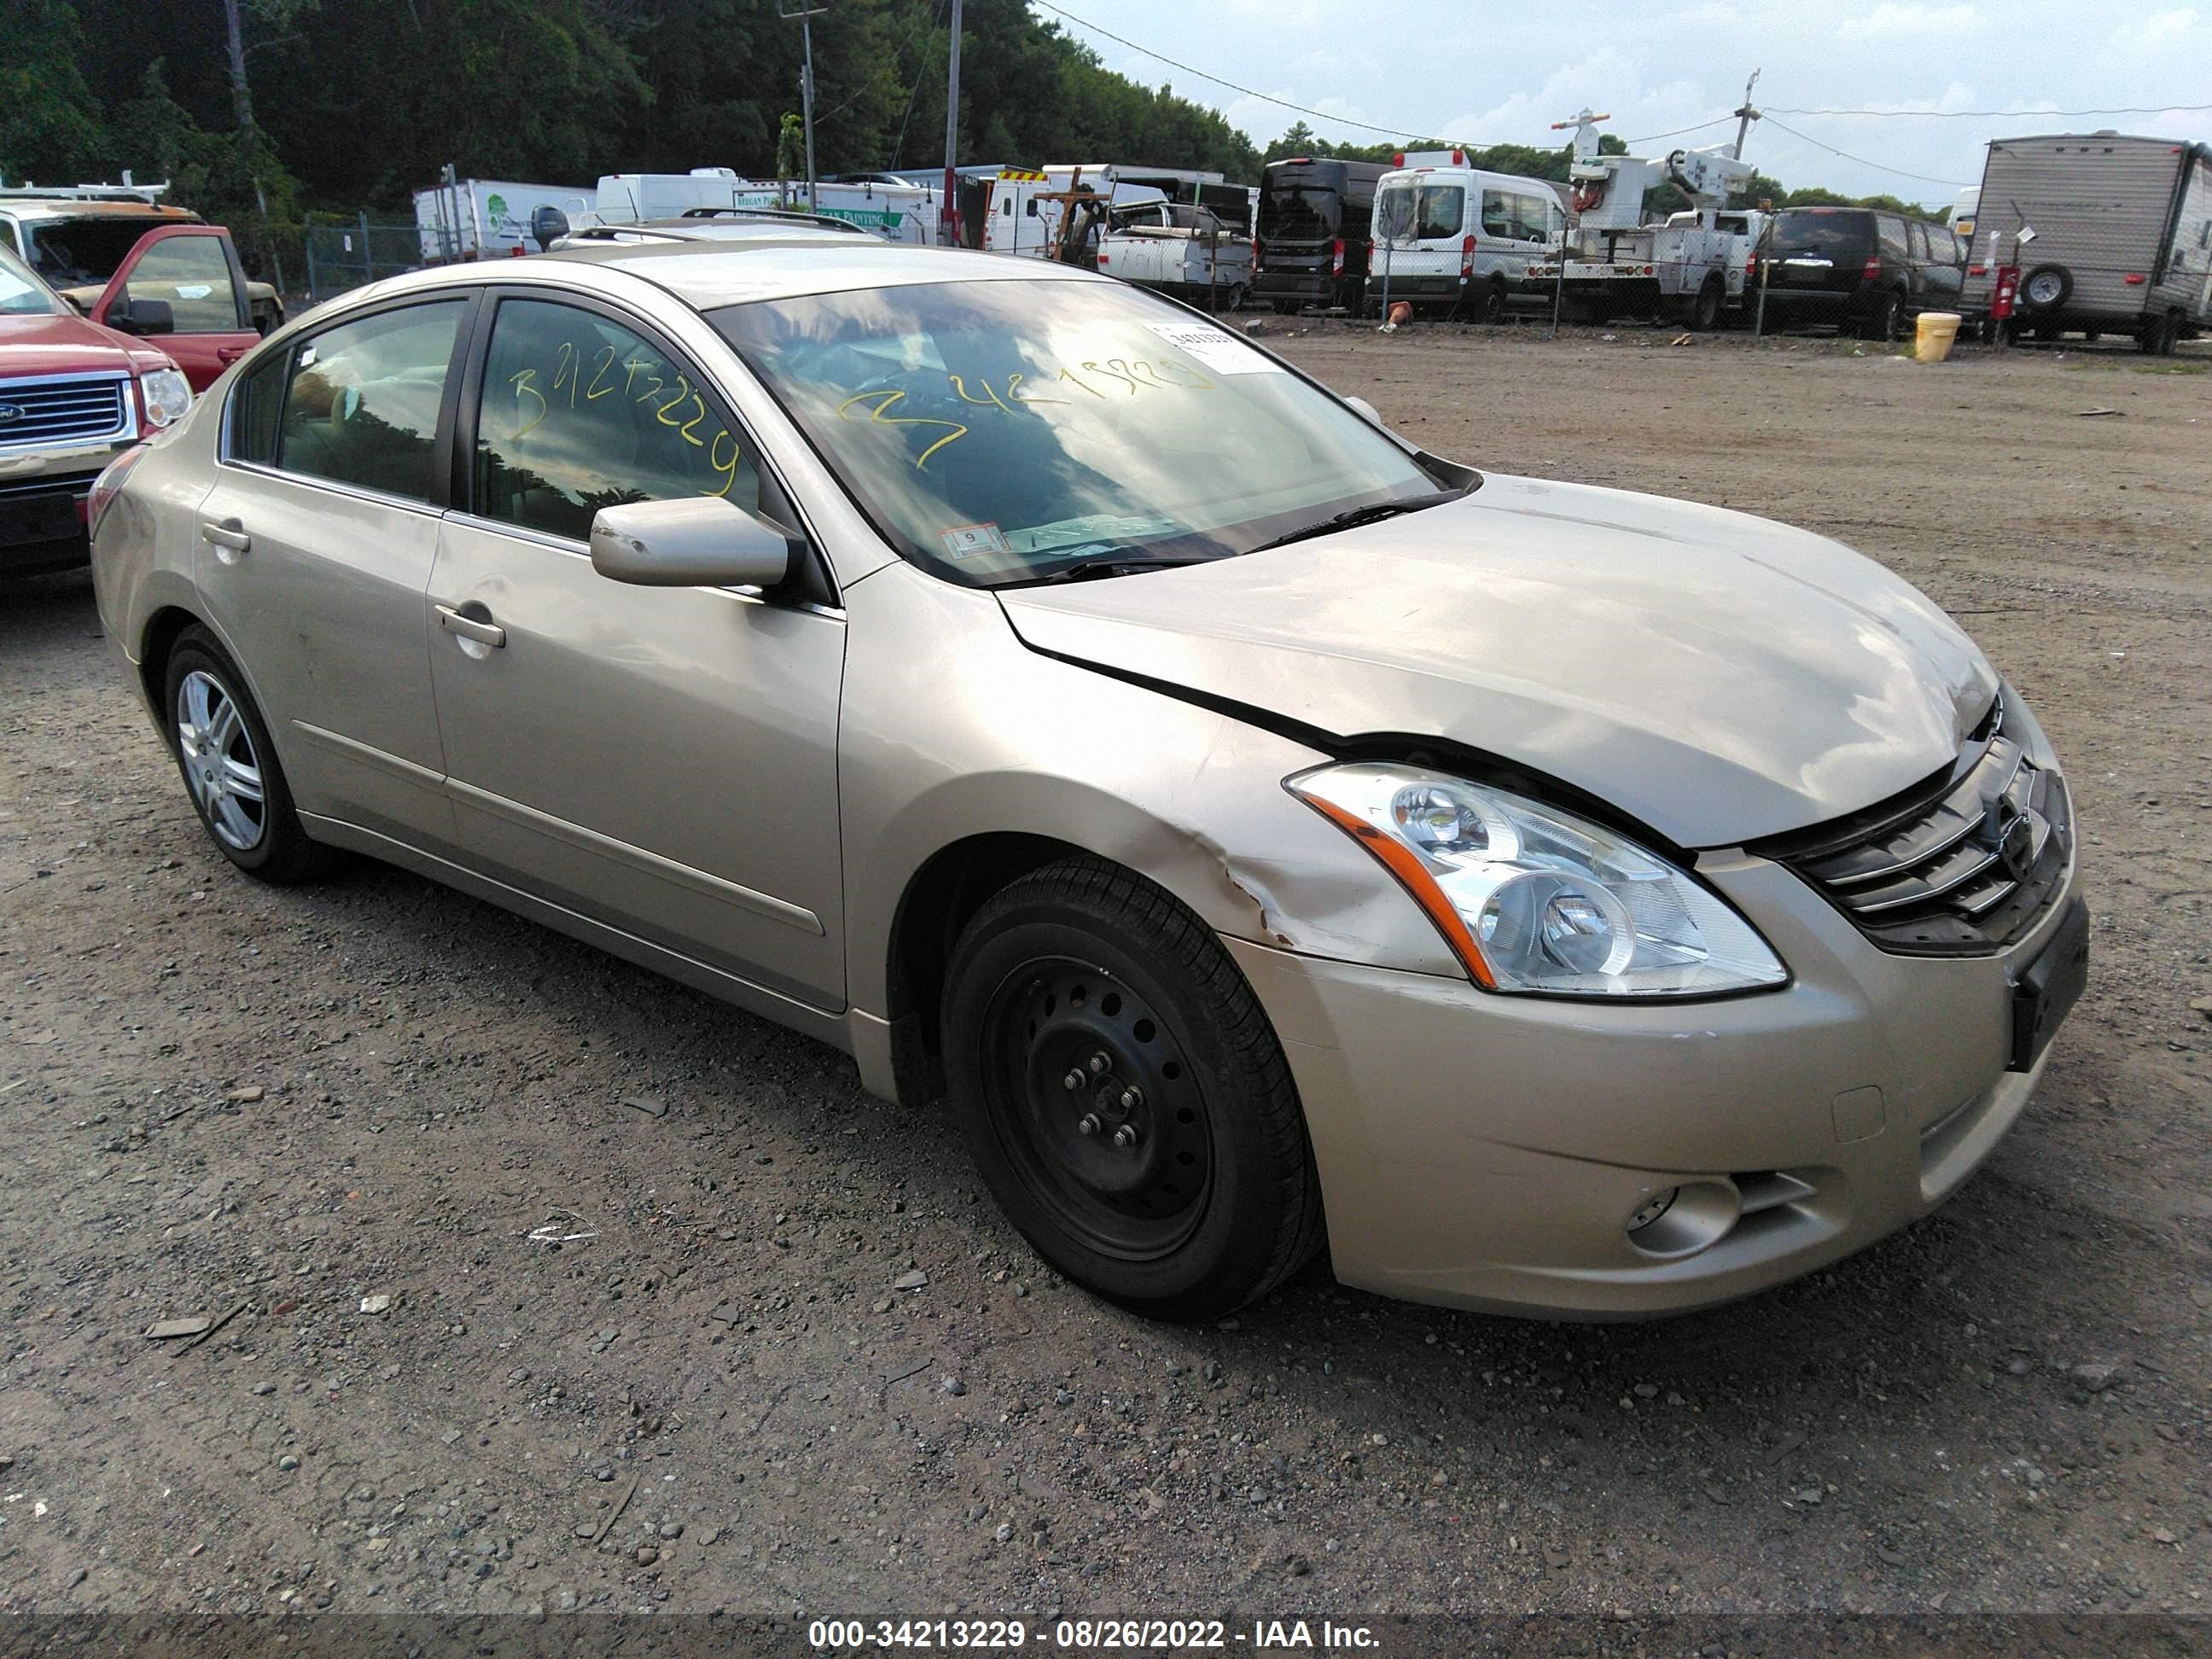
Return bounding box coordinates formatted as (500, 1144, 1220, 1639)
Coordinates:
(2009, 897, 2089, 1073)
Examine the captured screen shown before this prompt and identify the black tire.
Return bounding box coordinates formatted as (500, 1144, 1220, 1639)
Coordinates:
(942, 856, 1324, 1322)
(163, 626, 333, 884)
(2138, 311, 2180, 356)
(2020, 263, 2073, 313)
(1688, 276, 1723, 332)
(1474, 278, 1507, 324)
(1860, 289, 1906, 342)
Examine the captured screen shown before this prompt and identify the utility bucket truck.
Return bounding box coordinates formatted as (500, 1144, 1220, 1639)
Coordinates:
(1554, 110, 1766, 329)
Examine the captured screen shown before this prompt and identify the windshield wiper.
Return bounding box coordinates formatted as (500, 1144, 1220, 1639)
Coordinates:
(1247, 492, 1460, 554)
(1021, 554, 1224, 585)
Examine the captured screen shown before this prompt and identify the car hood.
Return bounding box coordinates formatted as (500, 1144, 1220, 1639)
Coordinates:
(0, 310, 165, 380)
(996, 474, 1997, 847)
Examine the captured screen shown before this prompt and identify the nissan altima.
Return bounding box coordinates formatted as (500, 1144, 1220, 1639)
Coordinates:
(88, 240, 2087, 1321)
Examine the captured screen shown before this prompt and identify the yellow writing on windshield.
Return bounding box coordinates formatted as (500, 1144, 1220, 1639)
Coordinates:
(836, 387, 968, 471)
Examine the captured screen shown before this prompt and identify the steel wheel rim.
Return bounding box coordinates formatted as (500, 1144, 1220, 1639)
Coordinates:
(2025, 272, 2062, 307)
(175, 669, 266, 851)
(980, 957, 1214, 1261)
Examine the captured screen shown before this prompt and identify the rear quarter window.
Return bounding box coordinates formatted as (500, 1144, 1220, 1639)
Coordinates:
(227, 347, 291, 465)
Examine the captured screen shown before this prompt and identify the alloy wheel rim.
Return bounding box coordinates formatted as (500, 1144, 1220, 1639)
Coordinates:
(981, 957, 1214, 1260)
(175, 669, 266, 851)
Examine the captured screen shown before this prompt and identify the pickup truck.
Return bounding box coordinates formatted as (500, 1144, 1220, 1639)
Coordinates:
(0, 191, 278, 390)
(1095, 201, 1253, 311)
(1, 240, 191, 578)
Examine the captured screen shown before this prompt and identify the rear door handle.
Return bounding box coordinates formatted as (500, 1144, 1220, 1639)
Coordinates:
(436, 604, 506, 649)
(201, 521, 251, 555)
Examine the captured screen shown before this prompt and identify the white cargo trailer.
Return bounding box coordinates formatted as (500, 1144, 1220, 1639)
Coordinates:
(1960, 133, 2211, 353)
(413, 178, 593, 261)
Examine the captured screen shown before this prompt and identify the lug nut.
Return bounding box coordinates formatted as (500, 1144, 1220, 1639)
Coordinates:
(1087, 1052, 1110, 1076)
(1077, 1114, 1101, 1137)
(1062, 1069, 1085, 1091)
(1112, 1124, 1139, 1149)
(1118, 1086, 1144, 1112)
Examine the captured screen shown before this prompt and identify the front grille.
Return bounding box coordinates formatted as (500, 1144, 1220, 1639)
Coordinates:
(0, 375, 131, 448)
(1755, 696, 2074, 956)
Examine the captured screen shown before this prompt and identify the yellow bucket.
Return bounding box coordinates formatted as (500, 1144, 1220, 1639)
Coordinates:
(1915, 311, 1962, 362)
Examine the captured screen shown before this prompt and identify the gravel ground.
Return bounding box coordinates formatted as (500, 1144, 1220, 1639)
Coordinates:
(0, 323, 2206, 1633)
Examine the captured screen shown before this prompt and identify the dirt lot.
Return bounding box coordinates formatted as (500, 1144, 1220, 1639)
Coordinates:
(1, 324, 2207, 1638)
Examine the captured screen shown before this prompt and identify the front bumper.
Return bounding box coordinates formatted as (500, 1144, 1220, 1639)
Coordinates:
(1226, 830, 2081, 1319)
(1, 434, 139, 574)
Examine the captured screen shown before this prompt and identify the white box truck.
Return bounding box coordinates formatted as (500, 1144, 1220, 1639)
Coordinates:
(412, 178, 593, 262)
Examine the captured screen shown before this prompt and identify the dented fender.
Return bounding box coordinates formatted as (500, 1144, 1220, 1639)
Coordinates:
(835, 561, 1463, 1026)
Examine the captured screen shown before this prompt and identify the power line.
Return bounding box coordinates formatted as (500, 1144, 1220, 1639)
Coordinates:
(1030, 1, 1491, 146)
(1621, 117, 1737, 144)
(1767, 101, 2212, 119)
(1760, 115, 1970, 187)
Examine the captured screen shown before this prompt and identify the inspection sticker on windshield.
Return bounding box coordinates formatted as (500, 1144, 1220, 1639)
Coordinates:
(940, 522, 1009, 561)
(1144, 320, 1283, 375)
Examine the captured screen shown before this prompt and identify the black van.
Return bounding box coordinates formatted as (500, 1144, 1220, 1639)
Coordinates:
(1757, 207, 1966, 339)
(1254, 158, 1391, 313)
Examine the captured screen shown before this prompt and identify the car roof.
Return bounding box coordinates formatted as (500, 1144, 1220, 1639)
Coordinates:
(571, 220, 861, 243)
(535, 240, 1100, 308)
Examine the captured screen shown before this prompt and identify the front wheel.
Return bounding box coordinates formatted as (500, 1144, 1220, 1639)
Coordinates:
(942, 858, 1324, 1321)
(164, 627, 332, 883)
(1687, 276, 1723, 332)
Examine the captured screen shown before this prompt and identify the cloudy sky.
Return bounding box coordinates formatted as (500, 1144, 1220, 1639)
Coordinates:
(1028, 0, 2212, 207)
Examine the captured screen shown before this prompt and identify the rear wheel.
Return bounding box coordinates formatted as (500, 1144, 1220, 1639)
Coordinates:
(943, 857, 1324, 1321)
(2138, 310, 2180, 356)
(1860, 289, 1905, 341)
(163, 628, 331, 884)
(1474, 278, 1507, 323)
(1687, 275, 1724, 332)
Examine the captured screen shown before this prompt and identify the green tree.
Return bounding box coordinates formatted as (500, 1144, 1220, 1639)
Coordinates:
(0, 0, 108, 184)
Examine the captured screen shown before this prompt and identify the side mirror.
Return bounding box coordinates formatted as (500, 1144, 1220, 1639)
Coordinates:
(107, 297, 175, 335)
(589, 496, 795, 590)
(1343, 394, 1384, 427)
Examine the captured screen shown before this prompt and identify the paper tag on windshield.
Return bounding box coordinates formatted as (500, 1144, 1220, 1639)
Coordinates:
(1143, 320, 1282, 375)
(940, 522, 1009, 561)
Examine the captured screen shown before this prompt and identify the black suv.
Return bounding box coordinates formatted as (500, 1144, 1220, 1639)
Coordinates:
(1757, 207, 1965, 339)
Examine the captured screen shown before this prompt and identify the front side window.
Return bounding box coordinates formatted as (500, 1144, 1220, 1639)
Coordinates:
(276, 300, 466, 504)
(474, 298, 763, 543)
(117, 235, 243, 332)
(714, 277, 1445, 586)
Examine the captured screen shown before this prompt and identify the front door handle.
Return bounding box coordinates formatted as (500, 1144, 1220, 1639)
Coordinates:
(436, 603, 506, 649)
(201, 520, 251, 557)
(217, 346, 249, 364)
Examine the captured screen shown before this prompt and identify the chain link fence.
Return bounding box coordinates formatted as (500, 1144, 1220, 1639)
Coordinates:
(303, 217, 458, 304)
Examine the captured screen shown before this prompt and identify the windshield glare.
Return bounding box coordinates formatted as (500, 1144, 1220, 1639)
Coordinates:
(714, 278, 1443, 585)
(0, 245, 66, 316)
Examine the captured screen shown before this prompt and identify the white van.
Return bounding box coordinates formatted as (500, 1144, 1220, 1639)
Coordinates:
(1371, 153, 1565, 319)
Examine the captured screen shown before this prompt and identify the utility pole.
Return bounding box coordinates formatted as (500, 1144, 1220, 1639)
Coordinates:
(1732, 67, 1761, 160)
(941, 0, 963, 247)
(781, 1, 828, 213)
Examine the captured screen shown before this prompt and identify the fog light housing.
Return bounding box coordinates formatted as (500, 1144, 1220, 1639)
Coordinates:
(1624, 1180, 1741, 1258)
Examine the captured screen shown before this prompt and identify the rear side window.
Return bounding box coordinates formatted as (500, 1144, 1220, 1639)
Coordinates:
(276, 300, 467, 505)
(1878, 217, 1908, 258)
(228, 348, 289, 464)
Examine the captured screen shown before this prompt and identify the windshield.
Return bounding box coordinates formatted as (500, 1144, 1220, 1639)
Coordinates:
(22, 217, 155, 288)
(713, 277, 1446, 585)
(1260, 183, 1341, 241)
(1376, 183, 1464, 244)
(0, 243, 67, 316)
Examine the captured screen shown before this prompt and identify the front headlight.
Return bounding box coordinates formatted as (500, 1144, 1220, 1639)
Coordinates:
(1289, 762, 1787, 998)
(138, 367, 192, 429)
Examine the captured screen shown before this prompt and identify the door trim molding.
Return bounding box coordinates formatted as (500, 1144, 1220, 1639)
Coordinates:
(446, 776, 826, 936)
(293, 720, 445, 785)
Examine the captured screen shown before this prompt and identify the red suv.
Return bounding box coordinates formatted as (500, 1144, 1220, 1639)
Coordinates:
(1, 242, 191, 577)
